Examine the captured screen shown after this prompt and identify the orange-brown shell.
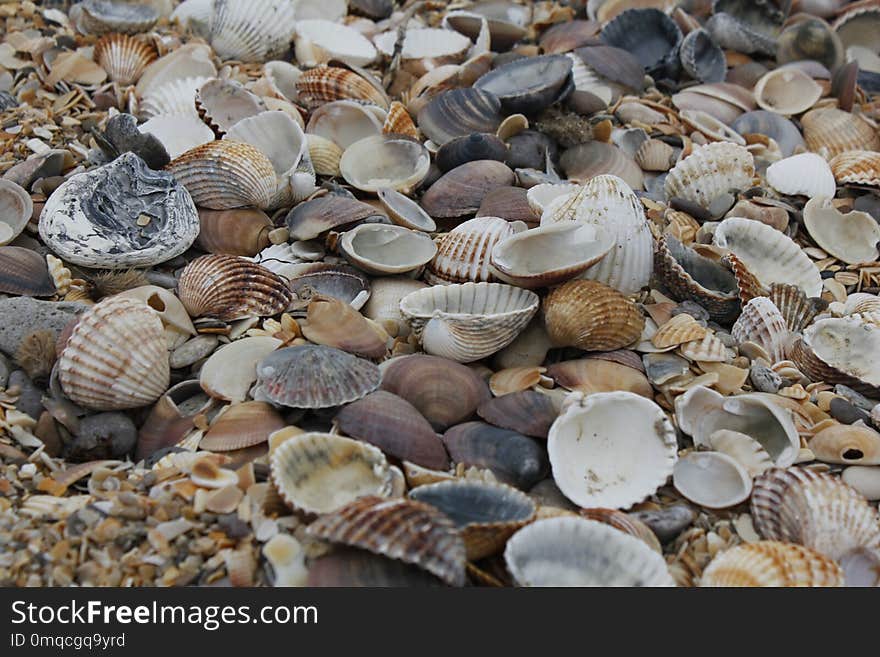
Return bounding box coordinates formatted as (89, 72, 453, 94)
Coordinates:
(296, 65, 389, 109)
(700, 541, 844, 587)
(200, 401, 286, 452)
(383, 100, 420, 139)
(801, 108, 880, 159)
(829, 150, 880, 187)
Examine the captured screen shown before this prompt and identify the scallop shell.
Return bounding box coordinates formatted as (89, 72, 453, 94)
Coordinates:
(680, 28, 726, 84)
(700, 541, 844, 587)
(305, 496, 467, 587)
(306, 100, 386, 150)
(829, 150, 880, 188)
(58, 296, 169, 411)
(766, 283, 826, 333)
(0, 247, 56, 297)
(652, 313, 707, 349)
(93, 33, 156, 85)
(40, 152, 199, 269)
(208, 0, 298, 62)
(195, 78, 266, 136)
(295, 65, 388, 110)
(421, 161, 516, 219)
(766, 152, 836, 199)
(177, 254, 292, 322)
(399, 282, 539, 363)
(801, 108, 880, 160)
(732, 297, 790, 363)
(340, 135, 430, 194)
(544, 280, 645, 352)
(664, 142, 755, 210)
(753, 68, 822, 116)
(426, 216, 524, 285)
(713, 217, 823, 297)
(504, 516, 675, 586)
(790, 317, 880, 396)
(139, 115, 215, 160)
(200, 401, 285, 452)
(295, 19, 377, 68)
(477, 390, 558, 440)
(548, 391, 677, 509)
(809, 423, 880, 466)
(673, 451, 752, 509)
(139, 76, 210, 120)
(803, 196, 880, 265)
(0, 180, 33, 247)
(253, 345, 381, 409)
(417, 88, 503, 147)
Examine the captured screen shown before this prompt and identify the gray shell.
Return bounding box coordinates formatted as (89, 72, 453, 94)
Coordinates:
(39, 152, 199, 269)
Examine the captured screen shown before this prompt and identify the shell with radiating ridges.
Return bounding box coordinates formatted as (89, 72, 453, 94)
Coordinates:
(426, 216, 524, 285)
(295, 65, 388, 110)
(732, 297, 790, 363)
(664, 142, 755, 210)
(208, 0, 298, 62)
(766, 152, 836, 198)
(700, 541, 844, 587)
(652, 313, 707, 349)
(829, 150, 880, 188)
(802, 108, 880, 160)
(0, 247, 56, 297)
(93, 33, 157, 85)
(139, 76, 210, 120)
(58, 296, 170, 411)
(766, 283, 826, 333)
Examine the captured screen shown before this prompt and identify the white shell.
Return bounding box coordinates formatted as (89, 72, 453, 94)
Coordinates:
(306, 100, 386, 150)
(427, 216, 526, 285)
(548, 391, 678, 509)
(339, 224, 438, 276)
(731, 297, 791, 363)
(766, 152, 836, 198)
(340, 136, 430, 193)
(526, 182, 579, 215)
(378, 188, 436, 232)
(673, 451, 753, 508)
(139, 114, 214, 159)
(295, 19, 377, 68)
(801, 318, 880, 389)
(504, 517, 675, 586)
(373, 28, 471, 62)
(664, 142, 755, 210)
(199, 336, 282, 401)
(707, 430, 774, 477)
(753, 67, 822, 116)
(208, 0, 298, 62)
(0, 180, 32, 246)
(135, 43, 216, 99)
(362, 276, 428, 337)
(714, 217, 823, 297)
(803, 196, 880, 265)
(139, 76, 210, 119)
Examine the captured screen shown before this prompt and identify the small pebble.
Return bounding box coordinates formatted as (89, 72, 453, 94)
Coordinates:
(170, 334, 219, 370)
(829, 397, 870, 425)
(750, 362, 782, 393)
(841, 466, 880, 500)
(630, 505, 696, 543)
(835, 385, 878, 412)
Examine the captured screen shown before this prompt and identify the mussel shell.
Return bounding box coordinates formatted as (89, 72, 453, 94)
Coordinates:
(421, 160, 516, 218)
(600, 8, 683, 74)
(285, 195, 388, 241)
(0, 246, 56, 297)
(436, 133, 509, 173)
(417, 88, 503, 146)
(474, 55, 573, 115)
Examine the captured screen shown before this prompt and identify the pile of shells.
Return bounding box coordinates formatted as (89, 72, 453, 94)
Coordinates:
(1, 0, 880, 590)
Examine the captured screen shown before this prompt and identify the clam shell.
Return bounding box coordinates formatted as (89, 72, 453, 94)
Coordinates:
(302, 296, 386, 359)
(436, 133, 508, 173)
(177, 254, 292, 322)
(713, 217, 823, 297)
(539, 19, 601, 54)
(340, 135, 430, 193)
(305, 496, 467, 587)
(306, 100, 386, 150)
(295, 19, 376, 67)
(548, 392, 677, 509)
(306, 548, 444, 587)
(766, 283, 826, 333)
(417, 88, 503, 147)
(705, 12, 777, 56)
(444, 11, 528, 52)
(421, 161, 516, 219)
(791, 318, 880, 396)
(801, 108, 880, 160)
(809, 423, 880, 466)
(286, 195, 386, 242)
(136, 379, 213, 461)
(803, 196, 880, 265)
(651, 313, 707, 349)
(766, 152, 836, 198)
(634, 139, 676, 172)
(208, 0, 298, 62)
(707, 430, 774, 477)
(362, 276, 428, 337)
(600, 8, 682, 74)
(664, 142, 755, 210)
(426, 216, 524, 285)
(829, 150, 880, 188)
(753, 67, 822, 116)
(307, 134, 343, 177)
(680, 28, 726, 84)
(253, 345, 380, 409)
(270, 432, 395, 516)
(199, 336, 282, 402)
(700, 541, 844, 587)
(543, 280, 644, 352)
(0, 247, 56, 297)
(195, 208, 273, 257)
(200, 401, 285, 452)
(400, 282, 539, 363)
(288, 264, 371, 311)
(139, 115, 215, 160)
(673, 451, 752, 509)
(139, 76, 210, 120)
(839, 547, 880, 587)
(575, 45, 646, 94)
(72, 0, 158, 35)
(547, 357, 653, 398)
(777, 17, 844, 70)
(339, 224, 436, 277)
(58, 297, 169, 411)
(559, 142, 644, 190)
(504, 517, 675, 586)
(0, 180, 32, 247)
(731, 297, 790, 363)
(295, 65, 388, 110)
(377, 188, 436, 233)
(731, 110, 805, 158)
(195, 79, 266, 136)
(93, 33, 156, 85)
(473, 55, 573, 115)
(477, 390, 558, 439)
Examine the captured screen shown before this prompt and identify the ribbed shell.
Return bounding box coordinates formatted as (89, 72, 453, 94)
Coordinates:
(790, 317, 880, 396)
(802, 108, 880, 159)
(165, 140, 276, 210)
(58, 296, 169, 411)
(731, 297, 790, 363)
(382, 101, 419, 139)
(701, 541, 844, 587)
(767, 283, 827, 333)
(477, 390, 558, 439)
(200, 401, 285, 452)
(578, 508, 662, 553)
(0, 247, 56, 297)
(543, 280, 644, 351)
(254, 345, 381, 409)
(634, 138, 676, 172)
(829, 150, 880, 187)
(208, 0, 299, 62)
(93, 33, 156, 85)
(664, 142, 755, 210)
(306, 496, 467, 587)
(177, 254, 292, 321)
(306, 134, 343, 176)
(652, 313, 707, 349)
(426, 216, 523, 285)
(766, 152, 836, 198)
(295, 65, 388, 109)
(139, 76, 210, 120)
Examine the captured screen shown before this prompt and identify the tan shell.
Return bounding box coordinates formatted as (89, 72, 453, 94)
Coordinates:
(0, 180, 33, 247)
(664, 142, 755, 209)
(634, 138, 676, 172)
(295, 65, 388, 110)
(199, 336, 282, 402)
(306, 134, 343, 177)
(829, 150, 880, 188)
(809, 423, 880, 466)
(200, 401, 285, 452)
(177, 254, 292, 321)
(302, 296, 387, 359)
(753, 68, 822, 116)
(652, 313, 707, 349)
(426, 216, 525, 285)
(544, 280, 645, 352)
(790, 317, 880, 396)
(802, 108, 880, 159)
(93, 33, 156, 85)
(700, 541, 844, 587)
(338, 224, 437, 276)
(339, 135, 430, 194)
(767, 283, 827, 333)
(679, 332, 729, 363)
(382, 101, 419, 139)
(731, 297, 790, 363)
(546, 358, 653, 398)
(196, 208, 272, 257)
(58, 296, 169, 411)
(488, 367, 547, 397)
(362, 276, 428, 337)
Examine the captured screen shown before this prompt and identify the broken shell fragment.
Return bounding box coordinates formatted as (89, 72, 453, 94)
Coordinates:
(302, 296, 387, 360)
(791, 318, 880, 397)
(803, 197, 880, 265)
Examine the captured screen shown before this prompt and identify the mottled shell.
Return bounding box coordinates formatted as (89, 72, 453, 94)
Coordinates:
(58, 296, 169, 411)
(700, 541, 844, 587)
(802, 108, 880, 160)
(790, 318, 880, 396)
(829, 150, 880, 188)
(664, 142, 755, 210)
(809, 423, 880, 466)
(93, 33, 156, 85)
(426, 216, 524, 285)
(731, 297, 790, 363)
(295, 65, 388, 109)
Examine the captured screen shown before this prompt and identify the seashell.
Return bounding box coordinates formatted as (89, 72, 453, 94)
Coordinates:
(362, 276, 428, 337)
(680, 28, 726, 84)
(139, 115, 215, 160)
(378, 188, 436, 233)
(505, 516, 675, 586)
(753, 68, 822, 116)
(306, 100, 386, 150)
(543, 280, 645, 352)
(435, 133, 508, 173)
(199, 336, 282, 402)
(93, 34, 156, 85)
(306, 548, 444, 587)
(270, 432, 394, 516)
(489, 223, 615, 290)
(809, 423, 880, 466)
(426, 216, 524, 285)
(577, 507, 662, 553)
(295, 65, 388, 110)
(680, 332, 730, 363)
(410, 480, 536, 561)
(707, 430, 774, 477)
(559, 142, 644, 191)
(705, 12, 776, 57)
(731, 297, 790, 363)
(295, 19, 377, 68)
(139, 76, 211, 120)
(135, 380, 214, 461)
(307, 134, 343, 177)
(731, 110, 805, 158)
(373, 28, 471, 75)
(306, 496, 466, 587)
(177, 255, 292, 322)
(654, 235, 740, 324)
(635, 139, 676, 172)
(195, 79, 266, 136)
(417, 88, 503, 147)
(208, 0, 298, 62)
(380, 354, 490, 431)
(444, 11, 528, 52)
(575, 45, 646, 95)
(547, 358, 653, 398)
(652, 313, 707, 349)
(58, 297, 169, 411)
(790, 318, 880, 397)
(288, 263, 371, 312)
(286, 195, 387, 242)
(539, 19, 601, 54)
(382, 101, 419, 140)
(0, 180, 32, 247)
(165, 141, 276, 210)
(664, 142, 755, 210)
(713, 217, 823, 297)
(71, 0, 158, 35)
(135, 43, 216, 99)
(700, 541, 844, 587)
(442, 422, 549, 490)
(766, 283, 826, 333)
(338, 224, 437, 276)
(673, 451, 752, 509)
(40, 153, 199, 269)
(526, 182, 580, 216)
(477, 391, 558, 440)
(400, 282, 539, 363)
(829, 150, 880, 188)
(803, 197, 880, 265)
(777, 17, 844, 70)
(421, 161, 516, 219)
(766, 152, 837, 200)
(339, 135, 430, 194)
(600, 8, 683, 74)
(839, 547, 880, 587)
(195, 208, 273, 257)
(0, 247, 56, 297)
(200, 401, 284, 452)
(116, 285, 196, 347)
(549, 392, 677, 509)
(674, 385, 800, 467)
(301, 296, 386, 359)
(680, 109, 746, 146)
(750, 466, 880, 560)
(474, 55, 573, 116)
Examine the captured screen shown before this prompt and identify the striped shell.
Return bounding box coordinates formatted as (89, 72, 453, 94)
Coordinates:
(767, 283, 826, 333)
(426, 216, 525, 285)
(801, 108, 880, 159)
(701, 541, 844, 587)
(790, 317, 880, 396)
(58, 296, 169, 411)
(664, 142, 755, 210)
(295, 65, 388, 109)
(652, 313, 707, 349)
(306, 134, 343, 176)
(829, 150, 880, 187)
(731, 297, 790, 363)
(93, 33, 156, 85)
(382, 101, 419, 139)
(177, 254, 292, 321)
(199, 401, 284, 452)
(208, 0, 298, 63)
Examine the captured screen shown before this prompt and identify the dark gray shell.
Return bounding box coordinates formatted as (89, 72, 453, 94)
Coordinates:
(0, 246, 56, 297)
(776, 17, 843, 71)
(474, 54, 573, 115)
(680, 29, 726, 84)
(38, 152, 199, 269)
(600, 8, 682, 75)
(306, 547, 445, 587)
(436, 133, 508, 173)
(417, 88, 503, 146)
(348, 0, 394, 20)
(575, 45, 645, 92)
(731, 110, 805, 157)
(285, 195, 388, 241)
(96, 113, 169, 169)
(705, 12, 777, 56)
(505, 130, 558, 170)
(409, 480, 536, 528)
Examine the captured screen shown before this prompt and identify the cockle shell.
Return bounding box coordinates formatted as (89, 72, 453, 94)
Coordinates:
(382, 101, 419, 140)
(652, 313, 707, 349)
(664, 142, 755, 210)
(634, 139, 676, 172)
(829, 150, 880, 188)
(58, 296, 169, 411)
(40, 153, 199, 269)
(208, 0, 298, 62)
(362, 276, 427, 337)
(766, 152, 836, 198)
(673, 451, 752, 509)
(139, 76, 211, 120)
(790, 318, 880, 396)
(426, 216, 525, 285)
(801, 108, 880, 159)
(295, 65, 388, 110)
(71, 0, 158, 35)
(306, 134, 343, 177)
(700, 541, 844, 587)
(767, 283, 826, 333)
(195, 79, 266, 136)
(680, 28, 726, 84)
(803, 196, 880, 265)
(809, 423, 880, 466)
(135, 42, 216, 99)
(753, 67, 822, 116)
(0, 179, 32, 247)
(600, 7, 682, 74)
(93, 33, 156, 85)
(732, 297, 790, 363)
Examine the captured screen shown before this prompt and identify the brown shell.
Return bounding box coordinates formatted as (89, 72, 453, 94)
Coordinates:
(546, 358, 653, 397)
(382, 100, 419, 139)
(302, 296, 387, 359)
(0, 246, 56, 297)
(543, 280, 645, 352)
(426, 216, 521, 285)
(724, 252, 768, 305)
(285, 195, 387, 242)
(177, 254, 292, 322)
(476, 186, 539, 225)
(801, 108, 880, 159)
(296, 65, 389, 110)
(136, 380, 213, 461)
(700, 541, 844, 587)
(635, 138, 676, 172)
(767, 283, 827, 333)
(790, 337, 880, 397)
(93, 33, 157, 85)
(199, 401, 285, 452)
(653, 314, 708, 349)
(477, 390, 558, 439)
(829, 150, 880, 187)
(195, 208, 272, 257)
(488, 366, 546, 396)
(579, 508, 662, 553)
(305, 496, 467, 586)
(420, 160, 516, 218)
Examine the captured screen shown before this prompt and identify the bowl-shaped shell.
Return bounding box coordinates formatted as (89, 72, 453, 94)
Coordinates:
(543, 280, 644, 352)
(254, 345, 380, 409)
(339, 135, 430, 193)
(426, 216, 525, 285)
(93, 33, 156, 85)
(58, 296, 169, 411)
(673, 451, 753, 509)
(700, 541, 844, 587)
(200, 401, 285, 452)
(199, 336, 282, 402)
(504, 517, 675, 586)
(791, 318, 880, 396)
(809, 423, 880, 466)
(305, 496, 467, 587)
(288, 264, 371, 312)
(731, 297, 790, 363)
(409, 480, 536, 560)
(803, 196, 880, 265)
(306, 100, 386, 150)
(377, 188, 436, 232)
(339, 224, 437, 276)
(802, 108, 880, 159)
(295, 65, 388, 110)
(380, 354, 490, 430)
(477, 390, 558, 439)
(713, 217, 823, 297)
(399, 282, 539, 363)
(600, 8, 682, 74)
(753, 67, 822, 116)
(270, 432, 395, 517)
(731, 110, 805, 158)
(766, 152, 836, 198)
(664, 142, 755, 210)
(0, 180, 32, 247)
(421, 161, 516, 219)
(0, 247, 56, 297)
(285, 195, 387, 242)
(177, 254, 291, 321)
(417, 88, 503, 146)
(207, 0, 298, 62)
(301, 297, 387, 360)
(680, 28, 726, 84)
(362, 276, 428, 337)
(473, 55, 573, 115)
(829, 150, 880, 188)
(548, 392, 678, 509)
(195, 78, 266, 136)
(489, 223, 615, 289)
